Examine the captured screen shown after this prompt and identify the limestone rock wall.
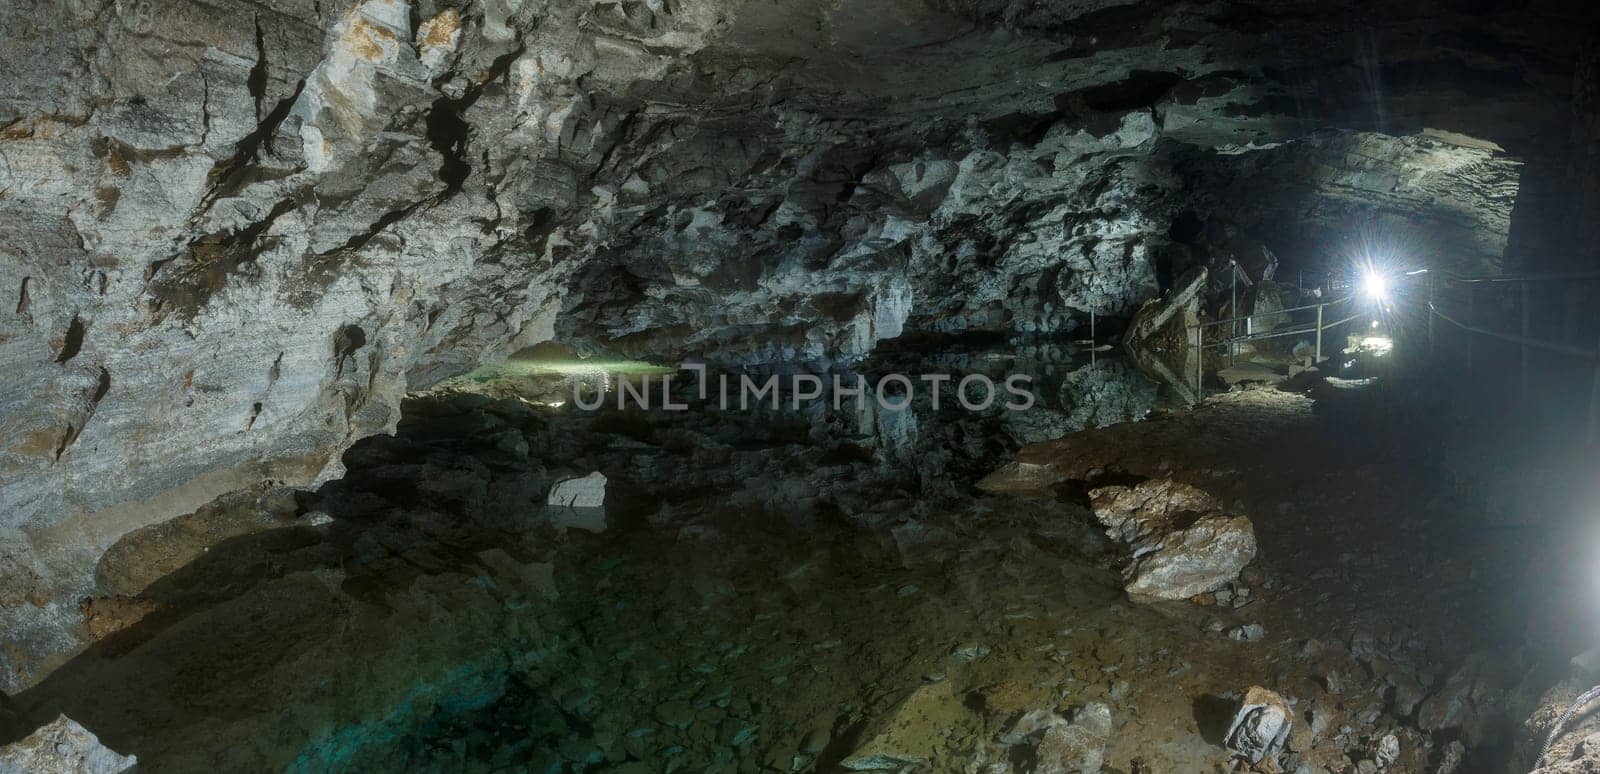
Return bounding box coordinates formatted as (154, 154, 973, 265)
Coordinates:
(0, 0, 1589, 689)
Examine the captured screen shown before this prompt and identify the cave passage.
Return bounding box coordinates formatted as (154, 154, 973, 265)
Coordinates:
(5, 0, 1600, 773)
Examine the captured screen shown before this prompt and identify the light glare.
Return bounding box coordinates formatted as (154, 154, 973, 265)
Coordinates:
(1362, 271, 1390, 303)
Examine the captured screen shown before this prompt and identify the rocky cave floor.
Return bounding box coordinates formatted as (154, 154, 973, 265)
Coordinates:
(4, 347, 1597, 773)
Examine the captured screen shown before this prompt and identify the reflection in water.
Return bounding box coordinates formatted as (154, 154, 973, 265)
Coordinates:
(11, 345, 1189, 772)
(440, 345, 1178, 455)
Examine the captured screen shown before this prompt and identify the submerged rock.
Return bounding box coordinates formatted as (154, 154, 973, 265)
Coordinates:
(840, 681, 963, 770)
(0, 715, 137, 773)
(1225, 687, 1292, 765)
(547, 472, 608, 508)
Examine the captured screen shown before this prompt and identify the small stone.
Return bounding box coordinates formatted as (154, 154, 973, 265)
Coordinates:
(656, 700, 695, 728)
(548, 471, 607, 508)
(1033, 703, 1111, 774)
(951, 643, 991, 662)
(1434, 740, 1465, 774)
(1228, 624, 1265, 642)
(1308, 707, 1336, 740)
(800, 726, 830, 754)
(999, 708, 1069, 745)
(1225, 687, 1293, 764)
(1371, 732, 1399, 770)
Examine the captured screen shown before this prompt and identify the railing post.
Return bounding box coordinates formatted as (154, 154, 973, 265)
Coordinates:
(1195, 324, 1204, 402)
(1314, 303, 1323, 364)
(1230, 261, 1238, 367)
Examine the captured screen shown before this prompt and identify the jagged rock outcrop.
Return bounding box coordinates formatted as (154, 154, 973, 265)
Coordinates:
(0, 714, 137, 773)
(0, 0, 1587, 689)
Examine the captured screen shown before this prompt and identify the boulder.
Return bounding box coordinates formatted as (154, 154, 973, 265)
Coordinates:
(1088, 478, 1257, 600)
(0, 715, 137, 773)
(1371, 732, 1400, 771)
(1089, 478, 1224, 549)
(1225, 687, 1293, 765)
(1124, 516, 1257, 600)
(548, 472, 608, 508)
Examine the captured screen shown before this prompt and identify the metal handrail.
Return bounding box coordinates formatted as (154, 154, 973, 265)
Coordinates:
(1426, 268, 1600, 443)
(1182, 291, 1360, 401)
(1438, 270, 1600, 285)
(1193, 293, 1357, 330)
(1199, 312, 1364, 349)
(1428, 303, 1600, 362)
(1179, 267, 1600, 430)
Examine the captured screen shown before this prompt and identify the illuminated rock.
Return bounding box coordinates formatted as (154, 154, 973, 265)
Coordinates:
(0, 715, 136, 773)
(547, 472, 607, 509)
(1225, 687, 1292, 765)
